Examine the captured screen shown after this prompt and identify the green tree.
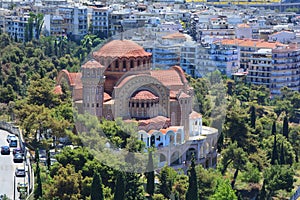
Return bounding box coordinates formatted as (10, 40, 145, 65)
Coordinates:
(124, 172, 145, 200)
(279, 141, 285, 165)
(196, 165, 219, 199)
(283, 116, 289, 139)
(172, 174, 188, 200)
(263, 165, 295, 197)
(186, 155, 198, 200)
(34, 149, 42, 199)
(114, 171, 125, 200)
(45, 164, 82, 199)
(271, 133, 278, 165)
(91, 172, 104, 200)
(157, 166, 177, 199)
(250, 105, 256, 129)
(145, 150, 155, 196)
(209, 179, 237, 200)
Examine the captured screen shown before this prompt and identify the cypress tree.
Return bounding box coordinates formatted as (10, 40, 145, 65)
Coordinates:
(114, 171, 125, 200)
(271, 134, 278, 165)
(145, 150, 155, 196)
(280, 142, 285, 165)
(283, 116, 289, 139)
(250, 105, 256, 129)
(186, 155, 198, 200)
(272, 121, 276, 135)
(91, 172, 104, 200)
(34, 148, 42, 198)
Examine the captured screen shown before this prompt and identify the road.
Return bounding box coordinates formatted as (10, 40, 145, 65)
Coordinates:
(0, 129, 27, 200)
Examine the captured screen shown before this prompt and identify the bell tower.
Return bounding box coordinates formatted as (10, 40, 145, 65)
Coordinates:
(81, 60, 106, 118)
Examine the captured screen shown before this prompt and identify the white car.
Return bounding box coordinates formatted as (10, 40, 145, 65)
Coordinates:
(6, 134, 16, 143)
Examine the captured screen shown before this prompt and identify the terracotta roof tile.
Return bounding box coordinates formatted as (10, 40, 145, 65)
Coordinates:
(220, 38, 284, 49)
(178, 92, 190, 99)
(104, 92, 111, 102)
(69, 72, 82, 88)
(162, 32, 186, 39)
(93, 40, 151, 58)
(150, 69, 184, 88)
(82, 60, 105, 69)
(53, 85, 62, 95)
(189, 111, 202, 119)
(131, 90, 158, 100)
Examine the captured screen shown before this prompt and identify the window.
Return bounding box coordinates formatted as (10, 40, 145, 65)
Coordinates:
(130, 60, 134, 68)
(115, 60, 119, 68)
(123, 60, 126, 68)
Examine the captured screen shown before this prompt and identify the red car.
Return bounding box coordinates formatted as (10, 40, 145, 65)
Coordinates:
(13, 148, 24, 156)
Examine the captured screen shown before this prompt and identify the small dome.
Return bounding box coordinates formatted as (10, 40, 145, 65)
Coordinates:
(131, 91, 158, 100)
(82, 60, 104, 69)
(93, 40, 151, 58)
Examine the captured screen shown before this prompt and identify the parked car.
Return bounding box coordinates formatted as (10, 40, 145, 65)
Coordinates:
(0, 146, 10, 155)
(15, 167, 26, 177)
(13, 153, 23, 163)
(13, 148, 24, 156)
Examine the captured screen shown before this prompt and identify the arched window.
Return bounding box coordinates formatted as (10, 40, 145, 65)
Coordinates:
(123, 60, 126, 69)
(115, 60, 119, 69)
(130, 60, 134, 68)
(137, 60, 141, 67)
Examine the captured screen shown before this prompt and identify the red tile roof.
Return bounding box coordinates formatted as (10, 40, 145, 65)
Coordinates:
(131, 90, 158, 100)
(189, 111, 202, 119)
(82, 60, 105, 69)
(93, 40, 151, 58)
(53, 85, 62, 95)
(219, 38, 284, 49)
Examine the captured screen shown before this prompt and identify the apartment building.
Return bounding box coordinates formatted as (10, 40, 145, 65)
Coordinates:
(247, 45, 300, 95)
(44, 15, 65, 36)
(181, 40, 238, 78)
(90, 6, 110, 39)
(58, 6, 88, 40)
(5, 14, 32, 41)
(221, 39, 284, 70)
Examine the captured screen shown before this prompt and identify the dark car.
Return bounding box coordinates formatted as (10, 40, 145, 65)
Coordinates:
(13, 153, 23, 163)
(13, 148, 24, 156)
(15, 167, 25, 177)
(9, 138, 17, 148)
(1, 146, 10, 155)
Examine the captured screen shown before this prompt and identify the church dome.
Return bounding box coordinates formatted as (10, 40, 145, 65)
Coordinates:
(93, 40, 151, 58)
(131, 90, 158, 101)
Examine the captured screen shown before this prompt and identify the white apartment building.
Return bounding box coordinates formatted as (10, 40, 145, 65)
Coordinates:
(5, 14, 33, 42)
(247, 45, 300, 95)
(58, 6, 88, 40)
(90, 6, 111, 39)
(181, 40, 238, 78)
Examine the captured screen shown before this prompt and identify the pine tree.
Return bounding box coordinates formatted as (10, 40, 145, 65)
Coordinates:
(283, 116, 289, 139)
(250, 105, 256, 129)
(91, 172, 104, 200)
(280, 142, 285, 165)
(114, 171, 125, 200)
(145, 150, 155, 196)
(271, 134, 278, 165)
(124, 172, 145, 200)
(186, 155, 198, 200)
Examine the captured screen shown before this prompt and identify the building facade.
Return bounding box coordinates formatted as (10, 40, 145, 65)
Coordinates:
(55, 39, 218, 168)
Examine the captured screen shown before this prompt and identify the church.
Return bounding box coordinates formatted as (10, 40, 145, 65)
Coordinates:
(55, 39, 218, 168)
